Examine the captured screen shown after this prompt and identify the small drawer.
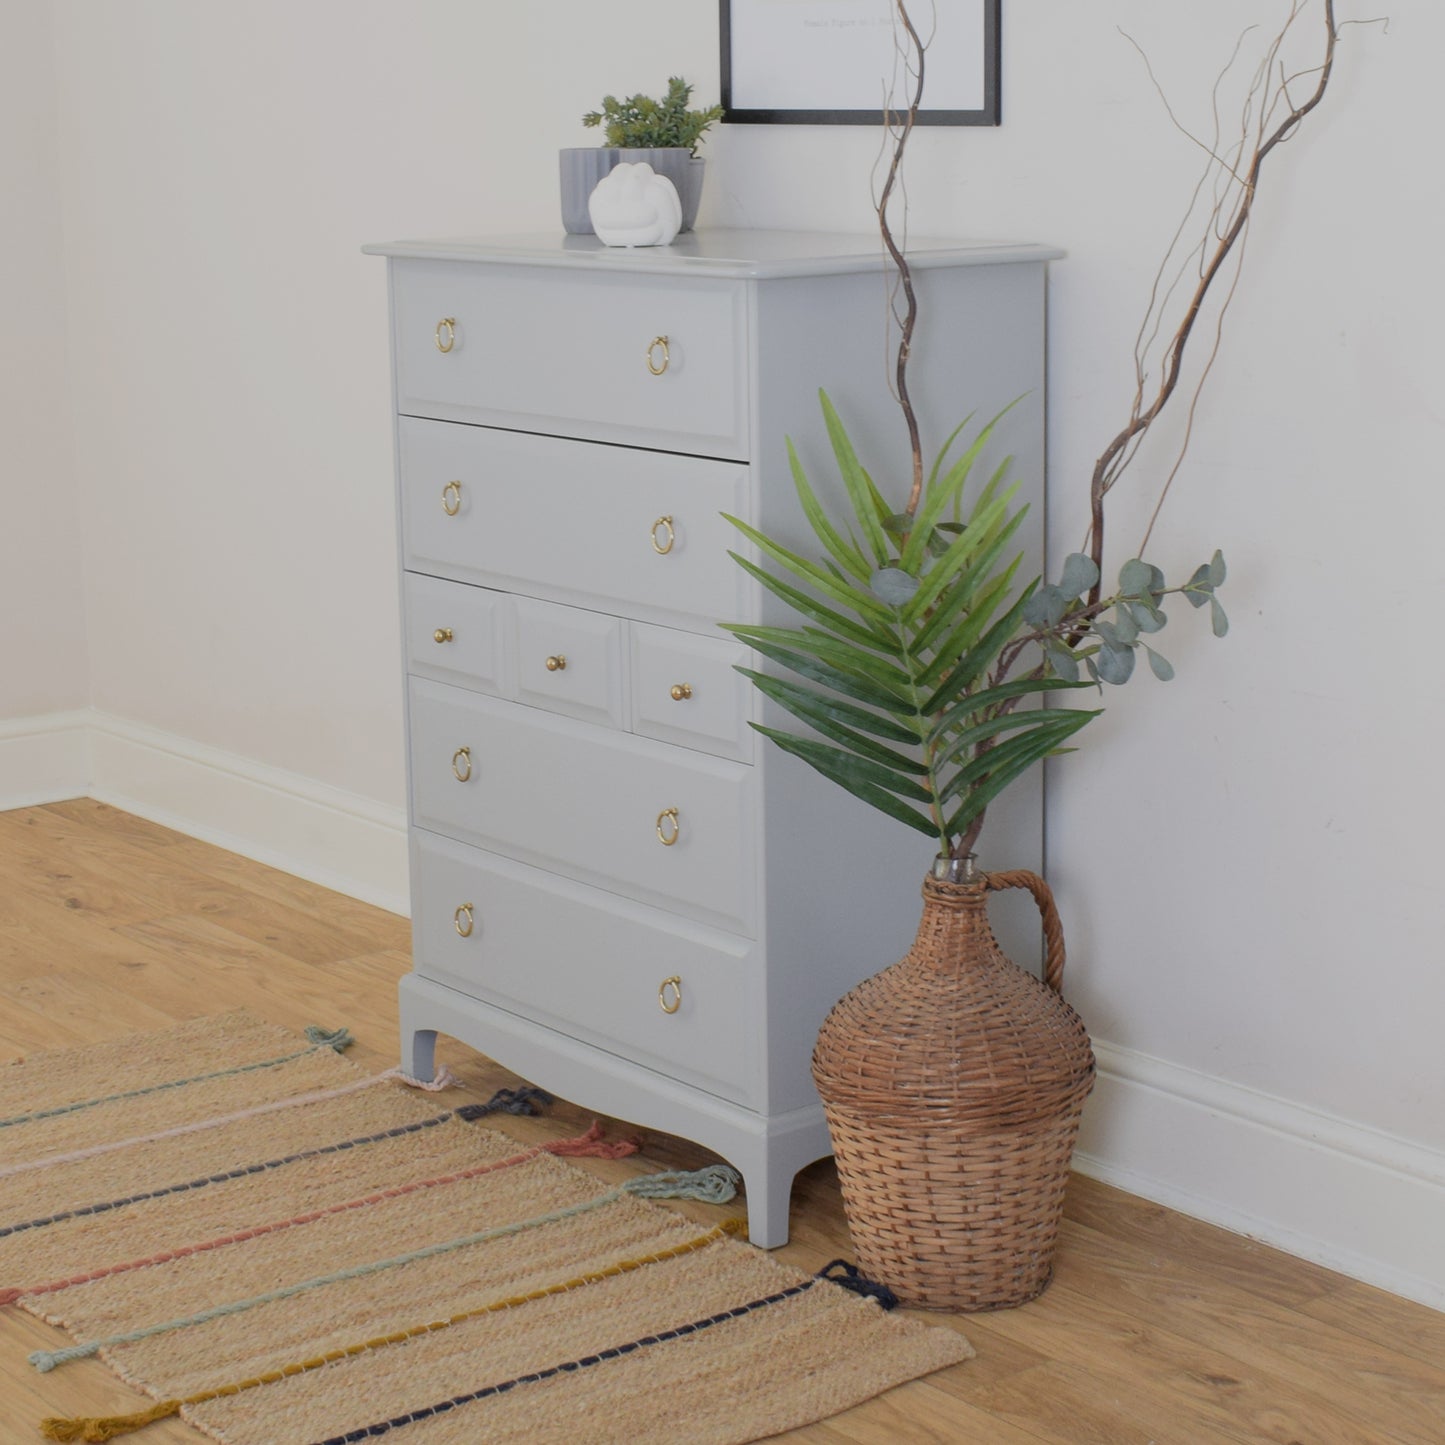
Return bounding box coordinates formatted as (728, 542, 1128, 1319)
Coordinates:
(403, 573, 511, 697)
(409, 680, 756, 935)
(630, 623, 752, 762)
(392, 259, 749, 460)
(399, 418, 752, 634)
(514, 597, 627, 730)
(410, 830, 762, 1109)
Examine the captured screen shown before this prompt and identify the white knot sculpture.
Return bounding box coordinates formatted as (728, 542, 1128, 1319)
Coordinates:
(587, 162, 683, 248)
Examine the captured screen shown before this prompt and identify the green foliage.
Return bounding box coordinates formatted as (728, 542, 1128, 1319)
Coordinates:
(582, 77, 724, 156)
(724, 394, 1227, 856)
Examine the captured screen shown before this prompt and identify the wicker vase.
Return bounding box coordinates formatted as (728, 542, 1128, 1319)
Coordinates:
(812, 858, 1095, 1311)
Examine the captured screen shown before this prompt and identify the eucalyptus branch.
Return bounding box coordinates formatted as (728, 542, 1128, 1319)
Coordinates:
(1084, 0, 1338, 607)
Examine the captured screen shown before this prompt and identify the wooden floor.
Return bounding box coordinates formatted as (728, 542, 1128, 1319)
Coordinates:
(1, 801, 1441, 1444)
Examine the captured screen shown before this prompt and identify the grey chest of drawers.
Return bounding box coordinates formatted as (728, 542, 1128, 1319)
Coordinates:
(364, 229, 1057, 1246)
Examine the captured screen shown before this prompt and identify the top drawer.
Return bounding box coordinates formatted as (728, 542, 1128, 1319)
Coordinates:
(391, 260, 750, 460)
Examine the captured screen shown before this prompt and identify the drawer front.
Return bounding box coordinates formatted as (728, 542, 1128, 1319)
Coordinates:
(514, 597, 627, 730)
(399, 418, 752, 634)
(409, 680, 756, 934)
(411, 831, 761, 1109)
(392, 260, 749, 460)
(630, 623, 753, 762)
(403, 573, 511, 696)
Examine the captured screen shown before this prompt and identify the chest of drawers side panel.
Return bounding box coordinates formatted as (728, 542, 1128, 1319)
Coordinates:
(743, 261, 1051, 1116)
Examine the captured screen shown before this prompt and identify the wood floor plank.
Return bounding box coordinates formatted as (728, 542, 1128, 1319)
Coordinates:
(1063, 1171, 1345, 1310)
(1, 801, 1442, 1445)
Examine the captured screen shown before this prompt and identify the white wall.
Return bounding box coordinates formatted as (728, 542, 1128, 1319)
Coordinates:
(11, 1, 1443, 1305)
(0, 2, 87, 721)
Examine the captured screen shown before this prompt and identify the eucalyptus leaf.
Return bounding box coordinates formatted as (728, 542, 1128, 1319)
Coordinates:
(1094, 619, 1124, 651)
(1112, 606, 1140, 645)
(1127, 600, 1168, 634)
(1057, 552, 1100, 598)
(1022, 584, 1068, 628)
(1211, 596, 1230, 638)
(1096, 644, 1136, 685)
(1185, 563, 1213, 607)
(870, 566, 921, 607)
(1208, 549, 1227, 587)
(1044, 640, 1080, 683)
(1144, 646, 1175, 681)
(1118, 558, 1154, 596)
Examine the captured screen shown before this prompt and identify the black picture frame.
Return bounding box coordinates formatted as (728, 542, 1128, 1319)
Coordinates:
(720, 1, 1000, 127)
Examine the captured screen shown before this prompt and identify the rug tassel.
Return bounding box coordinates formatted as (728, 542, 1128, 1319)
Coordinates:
(546, 1122, 641, 1159)
(623, 1164, 740, 1203)
(302, 1025, 352, 1052)
(455, 1085, 553, 1120)
(0, 1286, 20, 1306)
(816, 1259, 900, 1310)
(39, 1399, 180, 1442)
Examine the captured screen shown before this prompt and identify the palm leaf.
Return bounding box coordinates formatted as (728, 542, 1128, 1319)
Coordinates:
(911, 561, 1021, 677)
(934, 704, 1098, 777)
(943, 710, 1100, 834)
(729, 552, 897, 652)
(752, 727, 935, 804)
(901, 420, 998, 573)
(922, 586, 1038, 715)
(786, 439, 871, 583)
(742, 672, 927, 775)
(819, 391, 891, 566)
(724, 630, 917, 712)
(736, 666, 923, 744)
(722, 514, 895, 625)
(724, 623, 913, 696)
(928, 676, 1090, 745)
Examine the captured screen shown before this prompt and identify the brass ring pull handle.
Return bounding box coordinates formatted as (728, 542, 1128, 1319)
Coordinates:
(655, 807, 680, 847)
(435, 318, 457, 353)
(659, 976, 683, 1014)
(442, 480, 462, 516)
(650, 516, 675, 555)
(433, 628, 454, 644)
(454, 903, 475, 938)
(985, 869, 1067, 994)
(451, 746, 472, 782)
(669, 683, 693, 701)
(544, 654, 567, 672)
(646, 336, 670, 376)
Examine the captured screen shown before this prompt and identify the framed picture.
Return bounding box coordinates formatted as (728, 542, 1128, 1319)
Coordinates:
(720, 0, 1000, 126)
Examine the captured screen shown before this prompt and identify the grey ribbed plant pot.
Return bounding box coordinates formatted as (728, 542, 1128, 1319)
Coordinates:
(559, 148, 705, 236)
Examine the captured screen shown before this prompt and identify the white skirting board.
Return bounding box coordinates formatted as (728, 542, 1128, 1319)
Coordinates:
(1077, 1041, 1445, 1312)
(0, 708, 409, 916)
(2, 708, 1442, 1309)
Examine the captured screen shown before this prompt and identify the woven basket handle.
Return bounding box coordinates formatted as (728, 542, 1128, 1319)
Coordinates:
(984, 869, 1067, 994)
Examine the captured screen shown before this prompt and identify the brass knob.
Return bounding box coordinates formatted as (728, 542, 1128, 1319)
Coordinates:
(646, 336, 670, 376)
(433, 628, 454, 644)
(435, 318, 457, 353)
(659, 976, 683, 1014)
(544, 654, 567, 672)
(451, 746, 472, 782)
(442, 480, 462, 516)
(655, 807, 680, 847)
(669, 683, 693, 702)
(650, 516, 675, 555)
(454, 903, 474, 938)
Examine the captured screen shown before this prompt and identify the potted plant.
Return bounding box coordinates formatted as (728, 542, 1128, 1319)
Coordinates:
(561, 76, 723, 235)
(721, 1, 1342, 1311)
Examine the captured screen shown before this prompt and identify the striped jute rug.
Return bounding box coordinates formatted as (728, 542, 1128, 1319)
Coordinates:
(1, 1011, 972, 1444)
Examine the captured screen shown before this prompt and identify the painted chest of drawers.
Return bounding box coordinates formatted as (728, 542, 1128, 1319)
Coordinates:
(365, 229, 1057, 1245)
